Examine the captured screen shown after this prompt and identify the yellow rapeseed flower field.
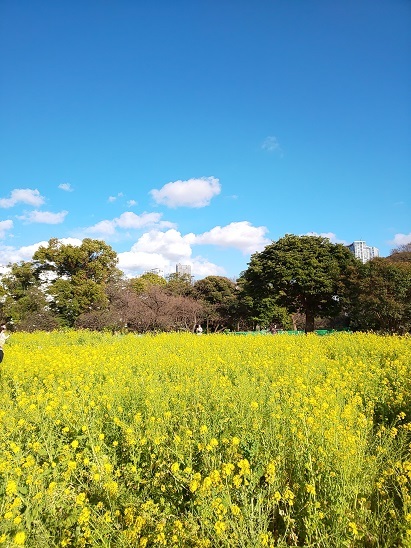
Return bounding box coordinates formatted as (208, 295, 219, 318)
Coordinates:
(0, 331, 410, 547)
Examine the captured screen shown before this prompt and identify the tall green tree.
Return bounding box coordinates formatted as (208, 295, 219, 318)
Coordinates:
(130, 272, 167, 295)
(0, 261, 57, 330)
(240, 234, 357, 332)
(32, 238, 121, 326)
(165, 272, 193, 297)
(193, 276, 239, 331)
(348, 258, 411, 333)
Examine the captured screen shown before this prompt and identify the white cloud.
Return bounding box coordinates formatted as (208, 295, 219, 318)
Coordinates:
(118, 249, 224, 279)
(0, 238, 82, 268)
(189, 258, 226, 277)
(116, 212, 170, 230)
(0, 188, 45, 208)
(305, 232, 348, 245)
(0, 241, 48, 265)
(194, 221, 270, 254)
(58, 183, 73, 192)
(127, 199, 137, 207)
(85, 219, 117, 236)
(117, 229, 228, 278)
(391, 232, 411, 246)
(108, 192, 124, 203)
(17, 210, 68, 224)
(118, 250, 169, 277)
(150, 176, 221, 208)
(84, 211, 175, 238)
(262, 136, 282, 154)
(130, 229, 193, 261)
(0, 220, 13, 239)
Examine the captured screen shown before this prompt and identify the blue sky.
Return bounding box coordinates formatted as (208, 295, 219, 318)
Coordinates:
(1, 0, 410, 279)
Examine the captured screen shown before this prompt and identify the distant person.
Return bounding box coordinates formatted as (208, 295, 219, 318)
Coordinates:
(195, 324, 203, 335)
(0, 324, 10, 363)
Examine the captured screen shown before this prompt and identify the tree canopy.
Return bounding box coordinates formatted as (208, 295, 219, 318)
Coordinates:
(240, 234, 358, 332)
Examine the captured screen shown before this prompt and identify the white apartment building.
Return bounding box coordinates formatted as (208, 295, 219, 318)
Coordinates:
(176, 263, 192, 277)
(347, 241, 379, 263)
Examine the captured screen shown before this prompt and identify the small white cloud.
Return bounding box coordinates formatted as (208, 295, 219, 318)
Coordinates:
(391, 232, 411, 246)
(85, 211, 175, 238)
(58, 183, 73, 192)
(305, 232, 348, 245)
(0, 220, 13, 239)
(150, 177, 221, 208)
(262, 136, 282, 154)
(194, 221, 270, 254)
(85, 219, 117, 236)
(116, 212, 164, 229)
(127, 199, 137, 207)
(108, 192, 124, 203)
(0, 188, 45, 208)
(17, 210, 68, 224)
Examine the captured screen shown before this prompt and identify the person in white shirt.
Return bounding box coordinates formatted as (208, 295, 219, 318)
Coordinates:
(0, 324, 9, 364)
(195, 324, 203, 335)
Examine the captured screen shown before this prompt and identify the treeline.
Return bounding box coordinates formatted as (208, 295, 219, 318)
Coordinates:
(0, 235, 410, 334)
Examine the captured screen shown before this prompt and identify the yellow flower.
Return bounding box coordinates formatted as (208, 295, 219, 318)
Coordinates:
(14, 531, 26, 545)
(171, 462, 180, 474)
(6, 480, 18, 497)
(214, 520, 226, 535)
(189, 479, 199, 492)
(306, 483, 316, 495)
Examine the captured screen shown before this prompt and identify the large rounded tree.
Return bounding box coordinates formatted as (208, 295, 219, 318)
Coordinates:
(241, 234, 358, 332)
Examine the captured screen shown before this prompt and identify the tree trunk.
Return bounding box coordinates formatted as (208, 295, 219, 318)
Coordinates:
(305, 311, 315, 333)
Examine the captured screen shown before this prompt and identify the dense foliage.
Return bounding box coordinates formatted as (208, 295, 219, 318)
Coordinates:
(0, 235, 410, 334)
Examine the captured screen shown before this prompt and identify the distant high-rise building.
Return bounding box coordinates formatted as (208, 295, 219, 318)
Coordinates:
(176, 263, 191, 277)
(347, 241, 379, 263)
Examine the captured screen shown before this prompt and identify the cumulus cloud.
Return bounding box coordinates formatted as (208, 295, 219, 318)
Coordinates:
(17, 210, 68, 224)
(0, 188, 45, 208)
(0, 241, 48, 265)
(305, 232, 348, 245)
(194, 221, 270, 254)
(150, 177, 221, 208)
(117, 229, 227, 278)
(85, 211, 175, 237)
(0, 220, 13, 239)
(117, 250, 224, 279)
(58, 183, 73, 192)
(130, 229, 194, 261)
(391, 233, 411, 246)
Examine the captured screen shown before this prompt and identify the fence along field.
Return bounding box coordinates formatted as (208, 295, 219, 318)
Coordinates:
(1, 331, 410, 547)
